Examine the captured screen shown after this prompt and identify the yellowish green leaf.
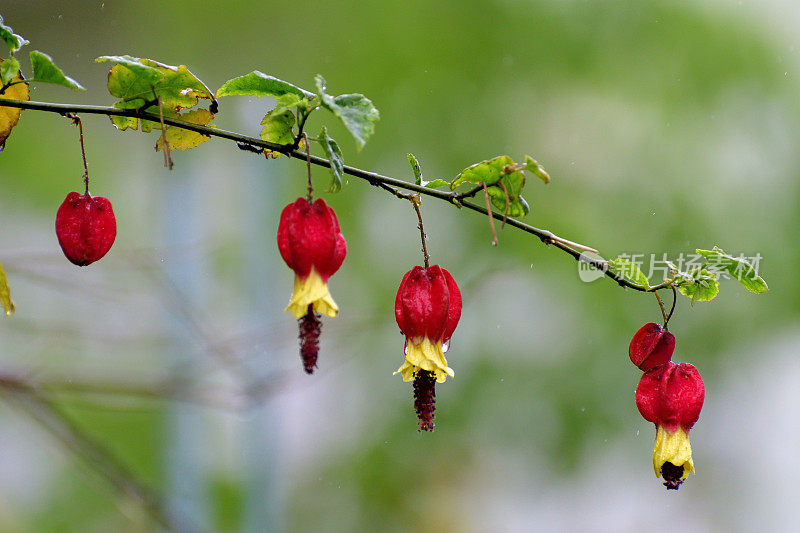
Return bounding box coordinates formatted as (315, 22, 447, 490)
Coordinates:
(0, 56, 19, 85)
(155, 109, 215, 151)
(0, 259, 15, 316)
(0, 62, 28, 152)
(109, 115, 138, 131)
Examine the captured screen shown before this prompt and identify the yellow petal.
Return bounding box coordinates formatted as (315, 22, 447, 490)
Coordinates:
(653, 425, 695, 479)
(393, 337, 454, 383)
(285, 268, 338, 318)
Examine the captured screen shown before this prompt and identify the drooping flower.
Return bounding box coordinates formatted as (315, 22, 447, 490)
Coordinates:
(636, 361, 705, 489)
(629, 322, 675, 371)
(394, 265, 462, 430)
(277, 197, 346, 373)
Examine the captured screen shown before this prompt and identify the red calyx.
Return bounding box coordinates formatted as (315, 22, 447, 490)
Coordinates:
(55, 192, 117, 266)
(394, 265, 462, 343)
(629, 322, 675, 371)
(635, 361, 705, 433)
(277, 197, 346, 281)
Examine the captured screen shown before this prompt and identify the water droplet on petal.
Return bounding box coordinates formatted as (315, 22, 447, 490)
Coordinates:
(441, 341, 450, 353)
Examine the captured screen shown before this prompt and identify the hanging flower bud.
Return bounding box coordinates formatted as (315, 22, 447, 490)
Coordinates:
(277, 197, 346, 373)
(629, 322, 675, 371)
(55, 192, 117, 266)
(394, 265, 462, 431)
(636, 361, 705, 490)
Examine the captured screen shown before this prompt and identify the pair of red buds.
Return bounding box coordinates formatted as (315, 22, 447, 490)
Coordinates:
(629, 322, 705, 490)
(278, 197, 462, 430)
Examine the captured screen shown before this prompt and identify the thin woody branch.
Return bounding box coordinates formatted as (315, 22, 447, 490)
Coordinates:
(0, 97, 664, 292)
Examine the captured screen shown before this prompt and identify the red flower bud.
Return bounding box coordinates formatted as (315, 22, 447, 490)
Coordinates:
(394, 264, 462, 431)
(395, 265, 462, 349)
(55, 192, 116, 266)
(629, 322, 675, 371)
(277, 197, 346, 283)
(636, 362, 704, 433)
(635, 361, 705, 489)
(277, 197, 346, 320)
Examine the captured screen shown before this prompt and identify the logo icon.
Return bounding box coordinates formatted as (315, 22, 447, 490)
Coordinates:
(577, 252, 607, 283)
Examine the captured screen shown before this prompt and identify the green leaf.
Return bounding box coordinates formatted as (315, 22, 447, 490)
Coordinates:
(272, 93, 306, 116)
(260, 109, 296, 147)
(216, 71, 314, 99)
(451, 155, 515, 189)
(319, 126, 344, 193)
(315, 75, 379, 150)
(525, 155, 550, 184)
(407, 153, 449, 188)
(608, 256, 650, 289)
(0, 16, 28, 54)
(96, 55, 162, 78)
(97, 55, 164, 109)
(408, 153, 422, 185)
(0, 56, 19, 85)
(0, 259, 15, 316)
(424, 179, 449, 189)
(695, 246, 768, 294)
(30, 51, 85, 90)
(487, 166, 529, 216)
(674, 268, 720, 304)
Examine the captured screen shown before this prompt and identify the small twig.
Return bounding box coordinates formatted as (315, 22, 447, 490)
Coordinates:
(654, 291, 668, 324)
(409, 195, 430, 268)
(156, 96, 173, 170)
(482, 182, 498, 246)
(665, 286, 677, 327)
(64, 113, 90, 195)
(544, 235, 599, 255)
(498, 180, 510, 228)
(454, 184, 484, 201)
(295, 109, 310, 142)
(304, 132, 313, 201)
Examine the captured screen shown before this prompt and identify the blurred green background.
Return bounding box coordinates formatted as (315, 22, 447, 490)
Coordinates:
(0, 0, 796, 531)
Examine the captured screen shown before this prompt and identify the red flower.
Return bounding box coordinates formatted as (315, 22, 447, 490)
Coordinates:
(55, 192, 116, 266)
(277, 197, 346, 319)
(629, 322, 675, 371)
(394, 265, 462, 431)
(636, 361, 705, 489)
(277, 197, 346, 374)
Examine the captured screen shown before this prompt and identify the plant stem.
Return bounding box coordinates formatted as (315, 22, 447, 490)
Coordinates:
(410, 196, 429, 268)
(303, 132, 313, 201)
(0, 97, 664, 292)
(65, 113, 90, 195)
(482, 182, 499, 246)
